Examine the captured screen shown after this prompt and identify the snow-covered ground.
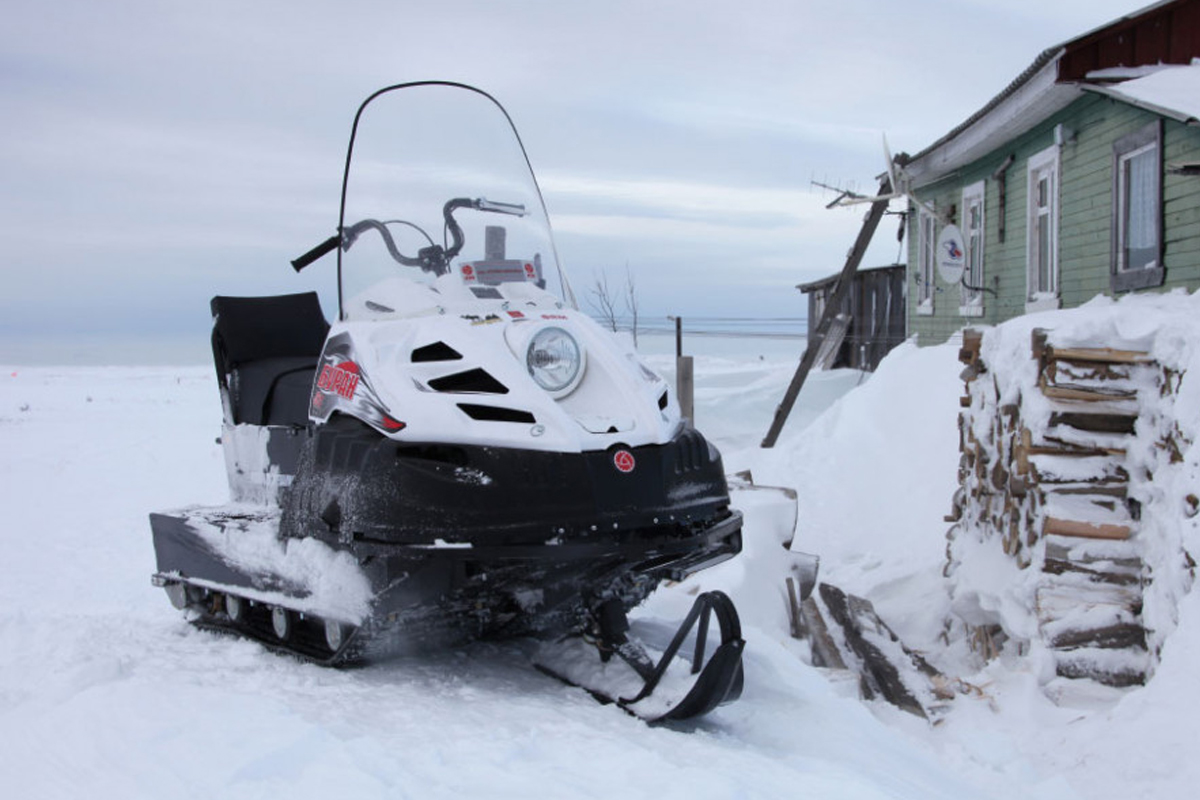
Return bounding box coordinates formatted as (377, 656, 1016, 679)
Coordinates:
(2, 295, 1197, 798)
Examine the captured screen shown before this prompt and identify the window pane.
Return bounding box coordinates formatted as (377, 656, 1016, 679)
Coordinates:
(919, 213, 934, 303)
(1123, 147, 1157, 270)
(1038, 214, 1050, 290)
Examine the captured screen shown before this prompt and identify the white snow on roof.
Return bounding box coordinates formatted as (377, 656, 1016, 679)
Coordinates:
(1094, 61, 1200, 122)
(1085, 64, 1171, 80)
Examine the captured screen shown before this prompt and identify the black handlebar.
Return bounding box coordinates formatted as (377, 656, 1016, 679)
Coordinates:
(291, 234, 341, 272)
(292, 197, 526, 275)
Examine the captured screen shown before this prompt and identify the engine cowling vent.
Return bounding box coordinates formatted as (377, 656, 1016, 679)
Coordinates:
(457, 403, 536, 424)
(672, 429, 710, 474)
(428, 368, 509, 394)
(411, 341, 464, 363)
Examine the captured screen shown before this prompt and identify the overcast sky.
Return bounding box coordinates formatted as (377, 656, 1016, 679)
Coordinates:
(0, 0, 1144, 361)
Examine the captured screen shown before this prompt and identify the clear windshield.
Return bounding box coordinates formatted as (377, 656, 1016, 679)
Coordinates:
(338, 83, 570, 319)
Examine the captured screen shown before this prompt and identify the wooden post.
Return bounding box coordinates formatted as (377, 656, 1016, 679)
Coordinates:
(677, 355, 694, 423)
(762, 176, 892, 448)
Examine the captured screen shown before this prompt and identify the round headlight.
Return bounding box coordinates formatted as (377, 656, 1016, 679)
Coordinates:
(526, 326, 583, 395)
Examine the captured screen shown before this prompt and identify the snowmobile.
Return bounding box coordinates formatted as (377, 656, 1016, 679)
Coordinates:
(150, 81, 745, 722)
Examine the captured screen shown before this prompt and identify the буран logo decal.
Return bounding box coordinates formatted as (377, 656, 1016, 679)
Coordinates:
(317, 360, 361, 400)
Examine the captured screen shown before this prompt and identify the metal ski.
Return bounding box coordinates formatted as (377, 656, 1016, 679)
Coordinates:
(535, 591, 744, 723)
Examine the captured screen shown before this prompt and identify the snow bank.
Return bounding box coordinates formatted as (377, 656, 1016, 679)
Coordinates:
(741, 341, 965, 647)
(723, 290, 1200, 800)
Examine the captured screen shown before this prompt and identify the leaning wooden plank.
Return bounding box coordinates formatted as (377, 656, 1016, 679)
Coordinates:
(819, 583, 941, 719)
(799, 595, 847, 671)
(814, 313, 851, 371)
(1043, 516, 1132, 540)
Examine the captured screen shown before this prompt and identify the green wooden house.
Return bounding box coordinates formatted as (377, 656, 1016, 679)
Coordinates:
(902, 0, 1200, 345)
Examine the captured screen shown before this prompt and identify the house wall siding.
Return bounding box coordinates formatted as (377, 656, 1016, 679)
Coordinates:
(1163, 120, 1200, 287)
(908, 94, 1200, 346)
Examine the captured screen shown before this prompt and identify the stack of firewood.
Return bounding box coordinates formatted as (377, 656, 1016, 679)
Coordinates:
(946, 327, 1172, 687)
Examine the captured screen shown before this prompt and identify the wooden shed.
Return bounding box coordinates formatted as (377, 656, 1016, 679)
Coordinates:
(796, 264, 906, 372)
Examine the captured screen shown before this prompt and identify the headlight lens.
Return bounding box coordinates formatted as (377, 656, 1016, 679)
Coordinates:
(526, 326, 583, 395)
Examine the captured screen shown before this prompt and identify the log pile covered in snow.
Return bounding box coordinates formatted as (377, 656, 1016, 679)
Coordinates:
(944, 296, 1200, 689)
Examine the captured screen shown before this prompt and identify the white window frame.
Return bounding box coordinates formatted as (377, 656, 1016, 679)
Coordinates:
(959, 180, 985, 317)
(916, 207, 936, 315)
(1111, 120, 1164, 292)
(1026, 145, 1060, 313)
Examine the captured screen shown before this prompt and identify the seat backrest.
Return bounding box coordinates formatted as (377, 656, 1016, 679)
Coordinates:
(210, 293, 329, 426)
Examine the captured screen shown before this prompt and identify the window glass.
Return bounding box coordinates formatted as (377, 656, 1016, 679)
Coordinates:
(917, 209, 935, 312)
(1026, 146, 1058, 306)
(960, 182, 985, 313)
(1120, 144, 1158, 271)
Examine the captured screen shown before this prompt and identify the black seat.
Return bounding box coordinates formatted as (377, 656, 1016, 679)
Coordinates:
(210, 293, 330, 426)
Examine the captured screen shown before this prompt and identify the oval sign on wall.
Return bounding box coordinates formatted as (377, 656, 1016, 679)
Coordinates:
(936, 224, 966, 285)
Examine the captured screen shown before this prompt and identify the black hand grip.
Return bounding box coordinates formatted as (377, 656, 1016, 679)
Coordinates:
(291, 234, 341, 272)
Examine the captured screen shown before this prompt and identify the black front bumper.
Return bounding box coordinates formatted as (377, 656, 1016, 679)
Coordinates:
(281, 421, 737, 553)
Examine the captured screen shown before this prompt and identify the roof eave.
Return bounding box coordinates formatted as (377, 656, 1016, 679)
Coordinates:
(906, 49, 1082, 188)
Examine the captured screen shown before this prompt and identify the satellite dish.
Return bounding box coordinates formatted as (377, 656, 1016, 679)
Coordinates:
(883, 134, 899, 194)
(936, 224, 966, 284)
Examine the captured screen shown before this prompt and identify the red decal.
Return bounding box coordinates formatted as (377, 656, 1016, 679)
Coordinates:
(461, 264, 476, 282)
(317, 362, 361, 400)
(541, 314, 567, 320)
(507, 310, 525, 319)
(380, 414, 406, 432)
(524, 263, 536, 277)
(613, 450, 636, 473)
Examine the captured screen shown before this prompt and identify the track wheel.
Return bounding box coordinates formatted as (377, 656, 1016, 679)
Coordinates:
(225, 594, 247, 624)
(270, 606, 294, 640)
(165, 583, 188, 610)
(323, 619, 350, 652)
(165, 583, 204, 610)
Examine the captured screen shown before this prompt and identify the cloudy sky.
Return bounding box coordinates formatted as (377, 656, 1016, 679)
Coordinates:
(1, 0, 1143, 361)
